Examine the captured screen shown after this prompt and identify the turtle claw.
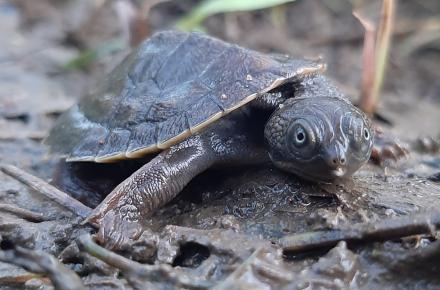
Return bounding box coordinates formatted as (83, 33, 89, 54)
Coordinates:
(92, 210, 143, 250)
(370, 129, 409, 165)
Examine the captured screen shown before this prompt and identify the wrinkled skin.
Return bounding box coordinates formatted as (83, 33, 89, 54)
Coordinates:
(265, 96, 373, 182)
(45, 31, 376, 248)
(81, 75, 374, 249)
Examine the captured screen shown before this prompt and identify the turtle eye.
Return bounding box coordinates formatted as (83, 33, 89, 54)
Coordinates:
(287, 119, 318, 158)
(342, 114, 371, 146)
(363, 128, 370, 140)
(294, 127, 306, 146)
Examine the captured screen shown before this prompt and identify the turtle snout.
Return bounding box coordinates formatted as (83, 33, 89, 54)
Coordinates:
(322, 142, 349, 178)
(328, 154, 346, 167)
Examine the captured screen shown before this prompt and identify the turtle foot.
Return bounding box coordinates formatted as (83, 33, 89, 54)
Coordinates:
(88, 209, 143, 250)
(370, 128, 409, 166)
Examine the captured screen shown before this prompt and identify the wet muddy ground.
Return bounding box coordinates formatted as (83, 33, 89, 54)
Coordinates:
(0, 0, 439, 289)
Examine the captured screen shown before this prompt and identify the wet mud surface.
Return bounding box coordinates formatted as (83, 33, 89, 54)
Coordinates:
(1, 0, 440, 289)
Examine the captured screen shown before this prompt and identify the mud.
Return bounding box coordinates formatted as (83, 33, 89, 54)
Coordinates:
(1, 0, 440, 289)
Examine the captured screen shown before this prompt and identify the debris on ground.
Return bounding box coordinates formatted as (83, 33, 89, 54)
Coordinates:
(1, 0, 439, 289)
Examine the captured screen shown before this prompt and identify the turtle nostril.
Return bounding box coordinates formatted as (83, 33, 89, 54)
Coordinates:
(332, 157, 346, 165)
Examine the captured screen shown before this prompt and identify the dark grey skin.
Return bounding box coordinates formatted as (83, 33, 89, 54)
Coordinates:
(87, 75, 373, 247)
(44, 31, 375, 248)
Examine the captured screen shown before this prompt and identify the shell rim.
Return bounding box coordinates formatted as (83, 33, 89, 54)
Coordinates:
(65, 64, 325, 163)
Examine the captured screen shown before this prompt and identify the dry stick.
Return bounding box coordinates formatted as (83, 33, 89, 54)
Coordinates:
(0, 203, 48, 222)
(372, 0, 396, 111)
(0, 164, 91, 219)
(280, 212, 440, 254)
(353, 11, 376, 116)
(213, 247, 293, 290)
(354, 0, 396, 116)
(213, 248, 265, 290)
(309, 17, 438, 46)
(0, 246, 85, 290)
(77, 234, 211, 289)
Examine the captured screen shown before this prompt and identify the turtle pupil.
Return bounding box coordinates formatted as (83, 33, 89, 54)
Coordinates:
(297, 132, 305, 141)
(364, 129, 369, 139)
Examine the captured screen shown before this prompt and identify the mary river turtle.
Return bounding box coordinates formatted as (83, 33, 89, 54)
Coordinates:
(45, 31, 374, 247)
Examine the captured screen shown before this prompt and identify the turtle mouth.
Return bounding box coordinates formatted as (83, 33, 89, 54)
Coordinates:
(330, 167, 346, 178)
(299, 168, 349, 183)
(272, 159, 350, 183)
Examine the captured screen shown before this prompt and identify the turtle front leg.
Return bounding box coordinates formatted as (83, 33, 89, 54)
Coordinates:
(370, 126, 409, 165)
(87, 135, 215, 249)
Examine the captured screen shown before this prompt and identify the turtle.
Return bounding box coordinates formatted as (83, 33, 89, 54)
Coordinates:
(45, 30, 374, 247)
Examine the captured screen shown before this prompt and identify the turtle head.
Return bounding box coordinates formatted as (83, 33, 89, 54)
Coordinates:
(264, 97, 373, 182)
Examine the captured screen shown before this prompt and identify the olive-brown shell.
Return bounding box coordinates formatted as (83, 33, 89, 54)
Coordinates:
(45, 30, 324, 162)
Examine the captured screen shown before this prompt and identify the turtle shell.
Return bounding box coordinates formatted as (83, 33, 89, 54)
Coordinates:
(45, 31, 325, 162)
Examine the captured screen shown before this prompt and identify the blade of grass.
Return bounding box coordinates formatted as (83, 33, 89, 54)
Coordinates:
(64, 39, 125, 71)
(398, 18, 440, 58)
(354, 0, 396, 116)
(176, 0, 297, 31)
(353, 11, 377, 116)
(371, 0, 396, 114)
(372, 0, 396, 113)
(270, 4, 288, 29)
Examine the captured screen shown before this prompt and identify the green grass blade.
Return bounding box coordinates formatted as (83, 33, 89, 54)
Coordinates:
(64, 40, 125, 71)
(176, 0, 296, 31)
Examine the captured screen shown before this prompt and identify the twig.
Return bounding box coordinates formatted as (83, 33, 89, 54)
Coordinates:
(213, 247, 266, 289)
(76, 234, 212, 289)
(280, 212, 440, 254)
(371, 0, 395, 113)
(0, 246, 85, 290)
(354, 0, 396, 116)
(353, 11, 376, 116)
(0, 164, 91, 219)
(0, 203, 49, 222)
(213, 246, 293, 290)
